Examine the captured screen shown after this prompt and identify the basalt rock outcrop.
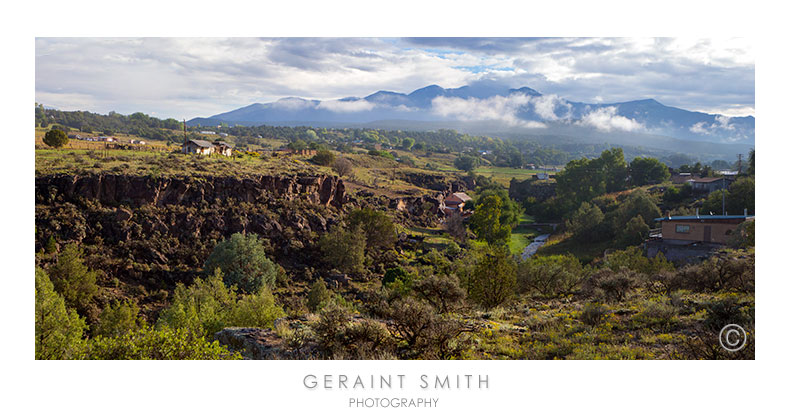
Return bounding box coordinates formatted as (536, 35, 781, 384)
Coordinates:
(36, 173, 346, 208)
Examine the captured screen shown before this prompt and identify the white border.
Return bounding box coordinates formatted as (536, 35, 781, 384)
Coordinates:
(4, 1, 790, 417)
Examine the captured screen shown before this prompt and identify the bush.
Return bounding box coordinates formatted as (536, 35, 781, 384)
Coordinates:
(94, 300, 141, 338)
(603, 246, 673, 275)
(583, 268, 637, 302)
(517, 254, 584, 296)
(312, 149, 336, 166)
(86, 325, 241, 360)
(347, 208, 397, 253)
(157, 269, 284, 339)
(466, 246, 517, 309)
(413, 274, 466, 313)
(203, 233, 278, 294)
(48, 243, 99, 313)
(319, 225, 366, 275)
(383, 296, 468, 359)
(307, 280, 332, 313)
(43, 129, 69, 148)
(35, 268, 87, 359)
(633, 299, 678, 329)
(332, 157, 354, 177)
(311, 305, 396, 359)
(579, 302, 609, 327)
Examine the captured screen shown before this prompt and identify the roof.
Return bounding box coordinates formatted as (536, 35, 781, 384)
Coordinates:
(213, 141, 233, 148)
(654, 215, 754, 222)
(448, 192, 473, 202)
(185, 139, 215, 148)
(689, 177, 725, 183)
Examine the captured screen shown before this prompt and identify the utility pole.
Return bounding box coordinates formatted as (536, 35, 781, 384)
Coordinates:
(722, 177, 726, 215)
(737, 153, 743, 174)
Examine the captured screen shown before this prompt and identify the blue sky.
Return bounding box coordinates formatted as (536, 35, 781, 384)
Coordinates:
(35, 37, 754, 120)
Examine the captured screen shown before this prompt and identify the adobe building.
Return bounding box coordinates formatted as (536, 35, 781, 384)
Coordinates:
(442, 192, 473, 216)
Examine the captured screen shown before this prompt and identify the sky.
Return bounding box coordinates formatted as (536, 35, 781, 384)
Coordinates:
(35, 37, 754, 120)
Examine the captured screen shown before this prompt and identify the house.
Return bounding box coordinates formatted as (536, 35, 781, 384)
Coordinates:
(533, 173, 551, 180)
(181, 139, 216, 155)
(670, 172, 694, 184)
(99, 136, 115, 142)
(688, 177, 730, 194)
(442, 192, 473, 216)
(645, 211, 754, 262)
(200, 131, 216, 135)
(212, 141, 234, 157)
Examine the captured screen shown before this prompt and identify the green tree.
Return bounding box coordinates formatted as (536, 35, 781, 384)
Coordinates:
(44, 235, 58, 254)
(469, 195, 511, 245)
(94, 300, 141, 338)
(619, 215, 650, 246)
(474, 186, 523, 228)
(307, 280, 332, 312)
(630, 157, 670, 186)
(319, 225, 366, 275)
(347, 208, 397, 253)
(728, 219, 755, 248)
(602, 246, 673, 275)
(600, 148, 629, 192)
(566, 202, 605, 242)
(203, 233, 278, 294)
(48, 243, 99, 312)
(287, 139, 309, 151)
(36, 268, 86, 360)
(616, 190, 661, 227)
(454, 155, 479, 171)
(312, 149, 336, 166)
(466, 246, 517, 309)
(401, 137, 416, 150)
(43, 129, 69, 148)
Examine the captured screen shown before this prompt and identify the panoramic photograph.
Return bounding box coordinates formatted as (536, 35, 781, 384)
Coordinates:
(34, 37, 755, 360)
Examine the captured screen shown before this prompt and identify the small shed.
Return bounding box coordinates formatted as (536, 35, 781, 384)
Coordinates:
(181, 139, 215, 155)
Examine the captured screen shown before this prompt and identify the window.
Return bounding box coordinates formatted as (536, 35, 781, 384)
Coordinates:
(675, 224, 690, 234)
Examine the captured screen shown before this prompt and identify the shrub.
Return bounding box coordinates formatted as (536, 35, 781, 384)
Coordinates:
(466, 246, 517, 309)
(517, 254, 584, 296)
(312, 149, 336, 166)
(43, 129, 69, 148)
(603, 246, 673, 275)
(633, 299, 678, 329)
(383, 296, 468, 359)
(94, 300, 141, 338)
(347, 208, 397, 253)
(579, 302, 609, 327)
(157, 269, 284, 339)
(48, 243, 99, 312)
(35, 268, 86, 359)
(307, 280, 332, 313)
(413, 274, 466, 313)
(319, 225, 366, 276)
(583, 268, 637, 302)
(332, 157, 354, 177)
(203, 233, 278, 294)
(86, 325, 241, 360)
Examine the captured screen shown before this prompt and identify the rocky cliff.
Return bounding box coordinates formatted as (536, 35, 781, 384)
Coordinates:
(36, 173, 346, 208)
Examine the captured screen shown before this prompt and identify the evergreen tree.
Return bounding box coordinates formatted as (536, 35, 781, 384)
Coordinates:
(36, 268, 86, 359)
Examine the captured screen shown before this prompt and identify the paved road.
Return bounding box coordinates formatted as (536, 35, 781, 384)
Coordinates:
(521, 234, 551, 260)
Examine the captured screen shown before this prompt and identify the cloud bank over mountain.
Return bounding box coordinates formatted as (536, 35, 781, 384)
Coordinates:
(190, 81, 754, 145)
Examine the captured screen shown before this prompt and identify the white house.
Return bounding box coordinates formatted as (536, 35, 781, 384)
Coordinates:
(181, 139, 216, 155)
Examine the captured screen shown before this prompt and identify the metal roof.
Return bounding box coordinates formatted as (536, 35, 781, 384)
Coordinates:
(185, 139, 215, 148)
(654, 215, 754, 222)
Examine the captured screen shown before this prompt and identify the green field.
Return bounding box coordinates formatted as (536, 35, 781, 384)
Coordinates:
(474, 166, 542, 187)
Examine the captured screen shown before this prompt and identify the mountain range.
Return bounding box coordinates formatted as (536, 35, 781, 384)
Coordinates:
(187, 81, 754, 157)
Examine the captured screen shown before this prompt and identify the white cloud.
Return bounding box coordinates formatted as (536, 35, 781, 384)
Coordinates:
(272, 97, 315, 110)
(530, 94, 572, 121)
(690, 121, 710, 134)
(577, 106, 644, 132)
(316, 99, 376, 113)
(714, 115, 735, 130)
(430, 93, 546, 128)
